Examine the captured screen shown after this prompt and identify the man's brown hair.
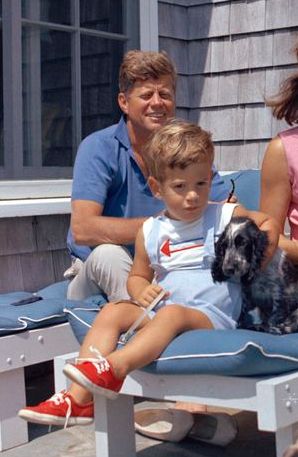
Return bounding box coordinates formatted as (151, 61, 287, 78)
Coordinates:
(119, 50, 177, 93)
(144, 119, 214, 182)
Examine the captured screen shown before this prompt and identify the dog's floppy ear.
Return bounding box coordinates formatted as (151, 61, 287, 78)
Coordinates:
(245, 224, 269, 283)
(211, 230, 228, 283)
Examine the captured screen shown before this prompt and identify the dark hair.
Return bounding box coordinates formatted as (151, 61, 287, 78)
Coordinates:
(119, 50, 176, 93)
(265, 43, 298, 125)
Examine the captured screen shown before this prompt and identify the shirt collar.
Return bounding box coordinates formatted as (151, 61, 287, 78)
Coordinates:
(114, 116, 131, 149)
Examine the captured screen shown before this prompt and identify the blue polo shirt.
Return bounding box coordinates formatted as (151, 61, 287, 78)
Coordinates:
(68, 117, 230, 260)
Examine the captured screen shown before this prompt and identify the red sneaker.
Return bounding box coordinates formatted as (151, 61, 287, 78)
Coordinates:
(18, 390, 94, 427)
(63, 347, 124, 399)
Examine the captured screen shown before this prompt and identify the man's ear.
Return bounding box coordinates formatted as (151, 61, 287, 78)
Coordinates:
(118, 92, 128, 115)
(148, 176, 162, 199)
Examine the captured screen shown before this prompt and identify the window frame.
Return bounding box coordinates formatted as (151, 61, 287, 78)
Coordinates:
(0, 0, 158, 217)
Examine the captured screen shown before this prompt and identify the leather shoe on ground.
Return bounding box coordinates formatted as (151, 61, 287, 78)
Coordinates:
(134, 408, 194, 442)
(188, 411, 238, 446)
(134, 408, 238, 446)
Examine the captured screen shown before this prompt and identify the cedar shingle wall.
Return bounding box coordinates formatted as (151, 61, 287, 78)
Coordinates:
(0, 215, 70, 293)
(158, 0, 298, 170)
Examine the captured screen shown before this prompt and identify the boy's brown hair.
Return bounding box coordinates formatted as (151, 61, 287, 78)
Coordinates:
(144, 119, 214, 182)
(119, 50, 177, 93)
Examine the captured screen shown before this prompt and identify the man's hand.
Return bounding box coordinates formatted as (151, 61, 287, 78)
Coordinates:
(137, 284, 168, 308)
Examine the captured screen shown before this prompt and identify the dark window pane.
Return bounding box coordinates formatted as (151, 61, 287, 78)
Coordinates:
(22, 27, 73, 168)
(40, 30, 73, 167)
(22, 0, 71, 25)
(81, 35, 123, 139)
(80, 0, 123, 34)
(0, 29, 3, 167)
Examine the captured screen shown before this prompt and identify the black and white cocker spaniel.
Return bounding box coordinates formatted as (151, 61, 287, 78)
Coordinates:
(211, 216, 298, 334)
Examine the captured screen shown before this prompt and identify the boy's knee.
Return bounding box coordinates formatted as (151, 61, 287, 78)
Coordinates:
(156, 304, 184, 320)
(96, 302, 119, 321)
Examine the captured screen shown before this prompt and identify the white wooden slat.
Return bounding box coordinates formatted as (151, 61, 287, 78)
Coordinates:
(273, 30, 298, 66)
(265, 0, 289, 30)
(238, 70, 266, 105)
(249, 33, 274, 68)
(159, 37, 189, 74)
(158, 2, 188, 40)
(189, 39, 212, 73)
(244, 105, 272, 140)
(230, 0, 266, 35)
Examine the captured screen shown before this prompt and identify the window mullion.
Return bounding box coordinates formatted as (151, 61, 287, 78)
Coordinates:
(124, 0, 139, 52)
(2, 0, 23, 178)
(23, 0, 42, 168)
(71, 0, 81, 160)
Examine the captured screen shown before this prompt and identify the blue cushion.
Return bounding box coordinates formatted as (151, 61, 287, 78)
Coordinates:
(0, 292, 32, 306)
(64, 295, 107, 343)
(0, 298, 74, 335)
(0, 281, 75, 336)
(140, 329, 298, 376)
(37, 280, 69, 298)
(220, 170, 260, 211)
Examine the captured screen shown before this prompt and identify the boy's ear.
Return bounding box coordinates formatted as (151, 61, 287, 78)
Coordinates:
(148, 176, 162, 199)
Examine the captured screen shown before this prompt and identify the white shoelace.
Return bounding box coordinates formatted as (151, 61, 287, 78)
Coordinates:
(48, 390, 72, 429)
(75, 345, 110, 374)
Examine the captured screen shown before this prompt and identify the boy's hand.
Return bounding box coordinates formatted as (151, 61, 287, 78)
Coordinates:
(137, 284, 168, 308)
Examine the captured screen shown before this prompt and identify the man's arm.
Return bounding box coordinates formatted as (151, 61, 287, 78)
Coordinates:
(71, 200, 147, 246)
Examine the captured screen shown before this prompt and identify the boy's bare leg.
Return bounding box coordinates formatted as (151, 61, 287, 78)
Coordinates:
(107, 305, 213, 379)
(69, 302, 148, 404)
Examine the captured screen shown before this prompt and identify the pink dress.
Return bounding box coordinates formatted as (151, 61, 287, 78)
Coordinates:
(280, 127, 298, 240)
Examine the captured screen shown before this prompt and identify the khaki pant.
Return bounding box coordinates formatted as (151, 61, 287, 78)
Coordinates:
(67, 244, 132, 302)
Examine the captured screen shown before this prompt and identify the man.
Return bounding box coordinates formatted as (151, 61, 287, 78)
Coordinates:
(66, 50, 229, 304)
(19, 50, 237, 445)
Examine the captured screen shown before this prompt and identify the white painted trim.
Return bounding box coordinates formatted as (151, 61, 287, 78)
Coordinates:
(0, 179, 72, 199)
(139, 0, 159, 51)
(0, 197, 71, 218)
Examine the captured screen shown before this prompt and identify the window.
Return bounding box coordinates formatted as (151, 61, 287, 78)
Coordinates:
(0, 0, 139, 180)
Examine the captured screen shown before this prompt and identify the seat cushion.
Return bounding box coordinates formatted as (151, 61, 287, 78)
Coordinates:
(0, 281, 73, 336)
(140, 329, 298, 376)
(64, 295, 107, 343)
(220, 169, 260, 211)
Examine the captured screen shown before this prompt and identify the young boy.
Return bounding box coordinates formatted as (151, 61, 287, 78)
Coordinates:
(19, 119, 279, 423)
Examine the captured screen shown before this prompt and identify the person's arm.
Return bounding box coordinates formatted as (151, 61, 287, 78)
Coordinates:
(71, 199, 146, 246)
(260, 136, 290, 232)
(70, 129, 147, 247)
(233, 204, 279, 267)
(260, 136, 298, 263)
(127, 227, 166, 307)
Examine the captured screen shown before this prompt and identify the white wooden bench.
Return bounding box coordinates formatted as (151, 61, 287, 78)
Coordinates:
(53, 344, 298, 457)
(0, 323, 78, 451)
(92, 368, 298, 457)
